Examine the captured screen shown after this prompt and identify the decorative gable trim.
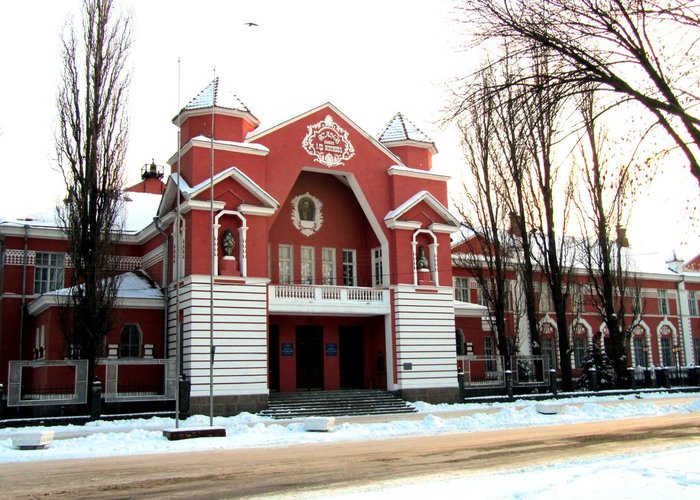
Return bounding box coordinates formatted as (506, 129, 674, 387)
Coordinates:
(384, 190, 460, 229)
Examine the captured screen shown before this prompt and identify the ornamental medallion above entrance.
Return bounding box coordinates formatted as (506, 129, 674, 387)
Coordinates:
(302, 115, 355, 168)
(291, 192, 323, 237)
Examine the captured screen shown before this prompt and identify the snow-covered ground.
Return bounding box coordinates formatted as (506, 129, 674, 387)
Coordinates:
(1, 392, 699, 498)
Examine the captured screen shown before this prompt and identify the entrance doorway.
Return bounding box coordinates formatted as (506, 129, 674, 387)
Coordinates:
(296, 326, 323, 390)
(340, 326, 365, 389)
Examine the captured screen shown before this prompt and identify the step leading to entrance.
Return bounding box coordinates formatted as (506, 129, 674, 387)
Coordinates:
(259, 390, 417, 419)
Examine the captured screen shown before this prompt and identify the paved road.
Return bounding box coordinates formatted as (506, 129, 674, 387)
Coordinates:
(2, 412, 699, 499)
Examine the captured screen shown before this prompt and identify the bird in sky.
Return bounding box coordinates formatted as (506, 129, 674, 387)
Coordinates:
(244, 22, 259, 27)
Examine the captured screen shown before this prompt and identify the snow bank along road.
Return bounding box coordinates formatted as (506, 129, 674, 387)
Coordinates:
(2, 412, 699, 498)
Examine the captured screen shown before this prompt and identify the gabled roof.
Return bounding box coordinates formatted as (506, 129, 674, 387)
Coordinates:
(157, 167, 279, 217)
(385, 190, 460, 230)
(247, 102, 404, 166)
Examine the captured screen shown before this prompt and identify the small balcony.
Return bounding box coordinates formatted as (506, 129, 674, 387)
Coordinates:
(268, 284, 390, 316)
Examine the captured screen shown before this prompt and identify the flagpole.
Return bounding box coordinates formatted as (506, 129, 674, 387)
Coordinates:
(175, 57, 182, 428)
(209, 68, 216, 427)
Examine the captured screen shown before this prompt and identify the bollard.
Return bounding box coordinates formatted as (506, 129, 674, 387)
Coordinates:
(589, 366, 598, 392)
(505, 370, 513, 398)
(549, 369, 558, 396)
(627, 367, 636, 390)
(90, 379, 102, 420)
(179, 373, 191, 419)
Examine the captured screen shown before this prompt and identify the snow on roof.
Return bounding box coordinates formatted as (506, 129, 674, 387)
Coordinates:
(0, 192, 162, 235)
(377, 112, 433, 144)
(188, 135, 270, 153)
(183, 77, 251, 114)
(49, 270, 162, 300)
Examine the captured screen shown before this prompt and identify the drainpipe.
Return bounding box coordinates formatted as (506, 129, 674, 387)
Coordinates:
(19, 224, 29, 360)
(153, 216, 170, 361)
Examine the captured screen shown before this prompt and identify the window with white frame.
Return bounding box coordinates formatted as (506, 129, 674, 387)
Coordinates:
(454, 277, 470, 302)
(539, 284, 553, 313)
(476, 283, 490, 308)
(371, 247, 383, 287)
(484, 336, 496, 372)
(660, 337, 673, 367)
(689, 291, 698, 316)
(658, 289, 669, 316)
(572, 283, 584, 314)
(119, 324, 141, 358)
(342, 249, 356, 286)
(279, 245, 293, 284)
(573, 336, 586, 369)
(542, 337, 556, 370)
(300, 246, 315, 284)
(633, 337, 647, 367)
(321, 248, 336, 285)
(34, 252, 65, 294)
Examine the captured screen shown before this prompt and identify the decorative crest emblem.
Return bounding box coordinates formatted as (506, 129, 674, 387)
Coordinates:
(302, 115, 355, 167)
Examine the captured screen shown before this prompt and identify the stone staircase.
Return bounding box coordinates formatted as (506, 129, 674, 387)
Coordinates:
(259, 390, 417, 419)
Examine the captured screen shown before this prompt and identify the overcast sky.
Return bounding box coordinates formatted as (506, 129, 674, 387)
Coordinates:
(0, 0, 697, 258)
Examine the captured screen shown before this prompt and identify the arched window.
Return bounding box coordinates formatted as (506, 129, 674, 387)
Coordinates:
(120, 324, 141, 358)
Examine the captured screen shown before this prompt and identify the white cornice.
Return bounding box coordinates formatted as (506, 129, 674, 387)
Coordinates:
(387, 166, 450, 181)
(183, 199, 226, 212)
(167, 137, 269, 165)
(172, 106, 260, 127)
(429, 222, 459, 234)
(238, 204, 277, 216)
(382, 139, 438, 155)
(385, 220, 422, 230)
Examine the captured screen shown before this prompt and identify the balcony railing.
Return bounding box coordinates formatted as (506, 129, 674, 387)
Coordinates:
(269, 284, 390, 316)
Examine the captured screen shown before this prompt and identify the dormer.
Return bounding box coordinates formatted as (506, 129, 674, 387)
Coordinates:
(174, 77, 260, 144)
(377, 112, 437, 171)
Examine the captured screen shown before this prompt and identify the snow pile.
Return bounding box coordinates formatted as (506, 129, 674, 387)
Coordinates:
(0, 392, 697, 464)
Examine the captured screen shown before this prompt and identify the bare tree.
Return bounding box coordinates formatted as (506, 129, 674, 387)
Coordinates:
(520, 48, 578, 390)
(575, 89, 644, 386)
(454, 68, 516, 370)
(460, 0, 700, 188)
(55, 0, 132, 388)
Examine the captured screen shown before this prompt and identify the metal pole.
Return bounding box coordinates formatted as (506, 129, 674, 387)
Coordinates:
(174, 57, 182, 428)
(209, 70, 216, 426)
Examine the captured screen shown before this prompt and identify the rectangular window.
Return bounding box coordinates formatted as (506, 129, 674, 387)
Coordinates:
(539, 285, 553, 313)
(573, 337, 586, 369)
(454, 277, 470, 303)
(633, 338, 647, 367)
(300, 246, 315, 285)
(660, 337, 673, 367)
(658, 290, 669, 316)
(572, 283, 584, 314)
(371, 247, 383, 287)
(279, 245, 293, 284)
(689, 291, 698, 316)
(542, 337, 555, 370)
(694, 338, 700, 366)
(342, 249, 356, 286)
(477, 284, 490, 308)
(321, 248, 336, 285)
(34, 252, 65, 295)
(484, 336, 496, 372)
